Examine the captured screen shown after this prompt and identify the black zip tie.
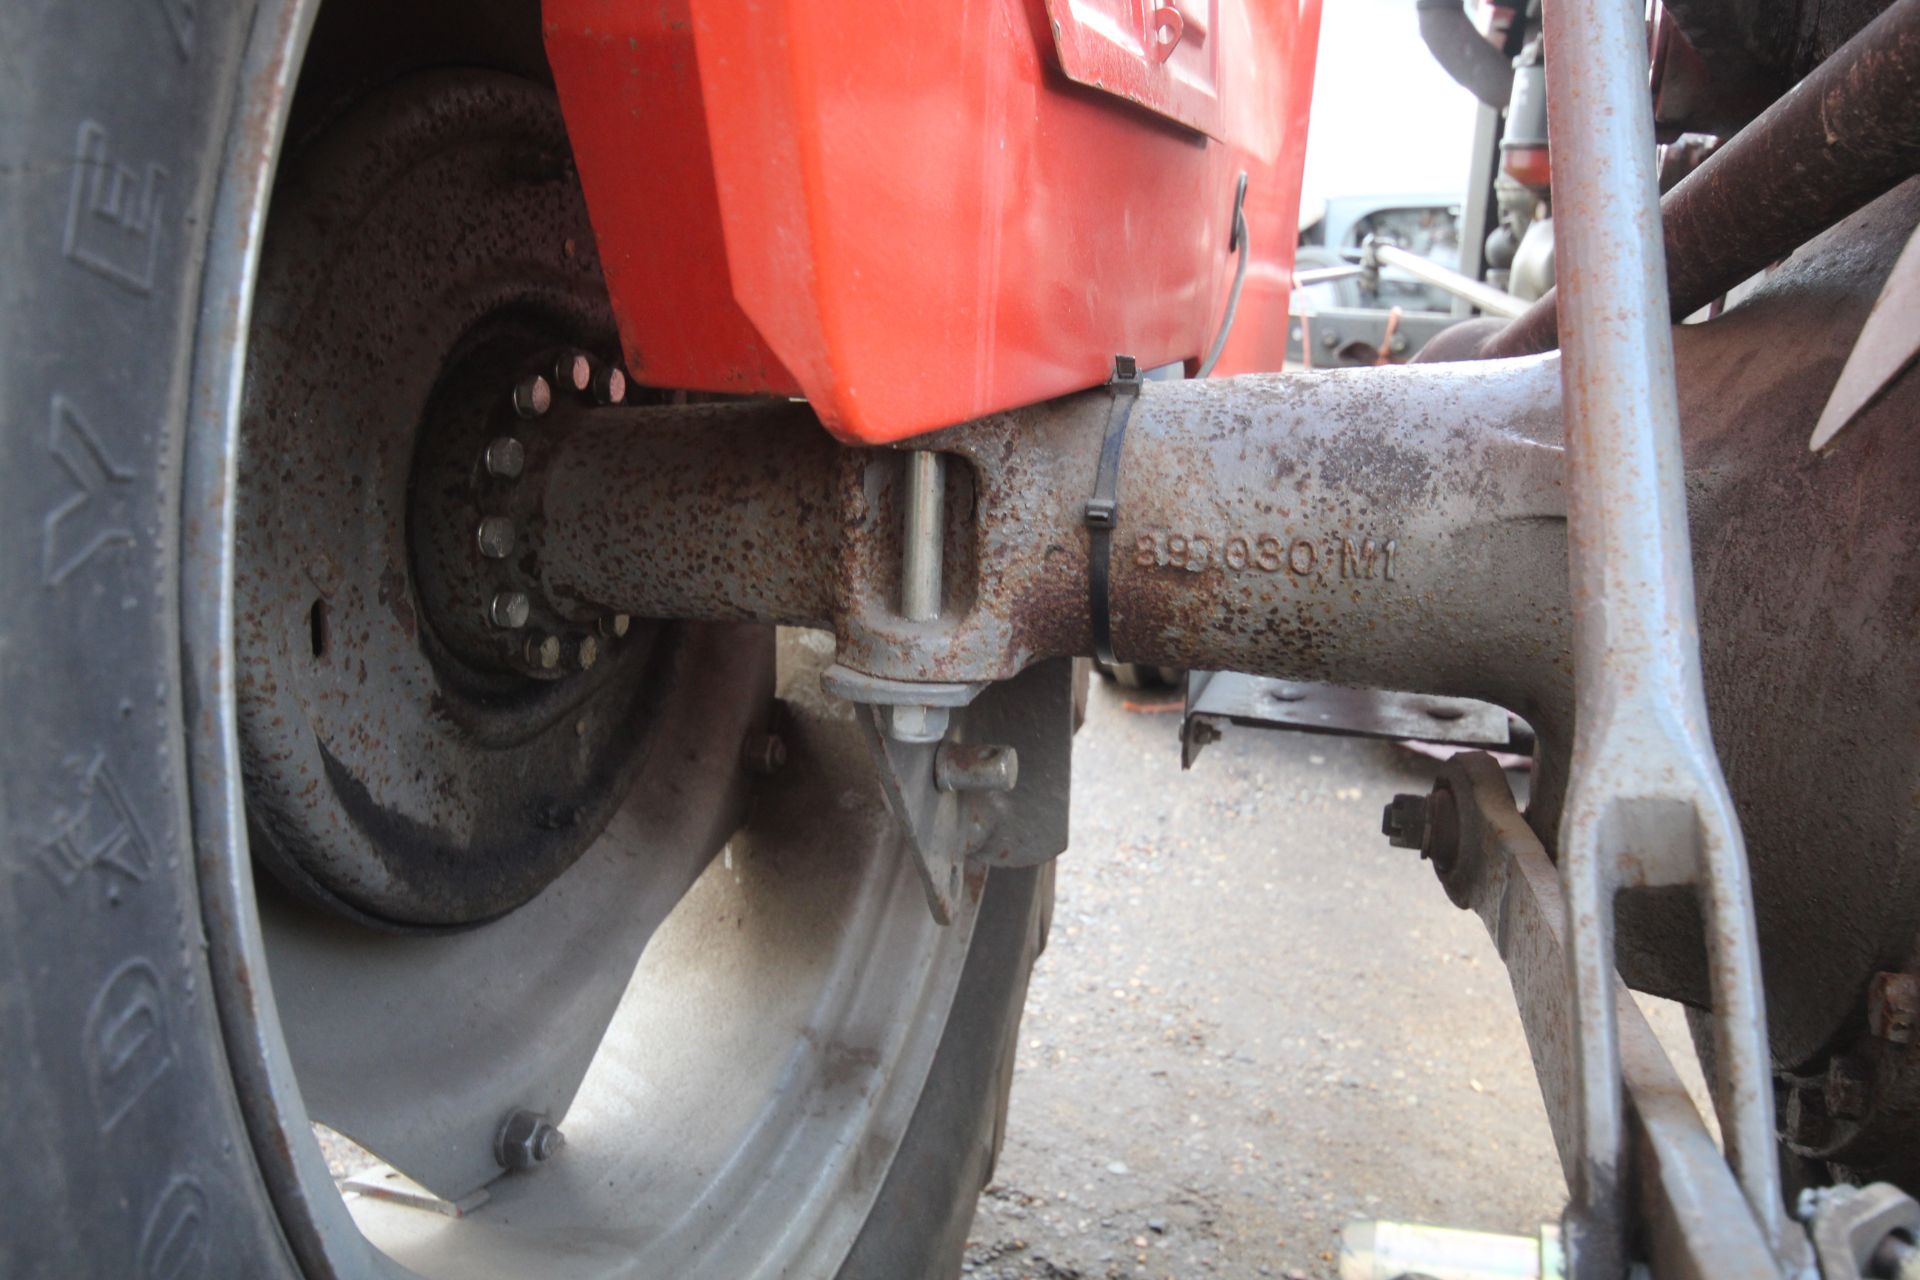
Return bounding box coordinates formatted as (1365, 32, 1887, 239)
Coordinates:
(1086, 355, 1142, 666)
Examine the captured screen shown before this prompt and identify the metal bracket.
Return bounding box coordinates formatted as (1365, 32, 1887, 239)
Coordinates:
(1085, 355, 1143, 665)
(1179, 671, 1513, 769)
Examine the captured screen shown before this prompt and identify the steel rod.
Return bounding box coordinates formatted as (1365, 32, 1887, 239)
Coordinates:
(1372, 241, 1529, 318)
(1543, 0, 1783, 1273)
(902, 451, 946, 621)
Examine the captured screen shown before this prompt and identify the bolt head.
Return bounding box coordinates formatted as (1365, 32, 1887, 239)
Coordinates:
(495, 1109, 563, 1172)
(597, 613, 632, 639)
(592, 365, 627, 405)
(488, 591, 530, 629)
(1381, 793, 1429, 850)
(573, 633, 599, 671)
(476, 516, 516, 559)
(513, 374, 552, 419)
(555, 351, 592, 394)
(744, 732, 788, 776)
(484, 436, 525, 479)
(525, 633, 561, 671)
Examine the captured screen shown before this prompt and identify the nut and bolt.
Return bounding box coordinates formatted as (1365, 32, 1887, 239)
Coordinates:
(598, 613, 632, 638)
(743, 732, 788, 776)
(884, 702, 950, 745)
(488, 591, 530, 630)
(570, 633, 600, 672)
(1825, 1054, 1872, 1121)
(524, 632, 562, 671)
(1382, 794, 1429, 850)
(494, 1109, 563, 1172)
(476, 516, 517, 559)
(591, 364, 627, 405)
(1868, 971, 1918, 1044)
(934, 742, 1019, 793)
(483, 436, 526, 479)
(554, 350, 593, 394)
(512, 374, 552, 419)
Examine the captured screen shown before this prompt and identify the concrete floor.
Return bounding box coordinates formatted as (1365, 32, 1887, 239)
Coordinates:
(965, 679, 1705, 1280)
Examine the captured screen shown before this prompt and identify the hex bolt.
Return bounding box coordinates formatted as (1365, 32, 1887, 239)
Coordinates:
(598, 613, 632, 639)
(935, 742, 1019, 793)
(742, 732, 788, 776)
(484, 436, 526, 480)
(495, 1109, 563, 1172)
(571, 633, 600, 672)
(554, 350, 592, 395)
(885, 702, 950, 744)
(524, 632, 561, 671)
(592, 364, 627, 405)
(1381, 794, 1430, 850)
(476, 516, 517, 560)
(512, 374, 552, 419)
(1868, 971, 1919, 1044)
(488, 591, 530, 630)
(1825, 1054, 1872, 1121)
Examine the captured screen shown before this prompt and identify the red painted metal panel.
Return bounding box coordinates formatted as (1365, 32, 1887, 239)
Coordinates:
(547, 0, 1319, 443)
(1043, 0, 1226, 140)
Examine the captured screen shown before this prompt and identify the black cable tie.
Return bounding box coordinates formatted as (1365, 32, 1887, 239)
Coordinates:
(1086, 355, 1143, 666)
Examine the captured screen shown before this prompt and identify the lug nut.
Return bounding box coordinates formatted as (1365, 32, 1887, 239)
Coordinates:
(476, 516, 516, 559)
(598, 613, 632, 638)
(935, 743, 1019, 793)
(513, 374, 552, 419)
(484, 436, 525, 479)
(524, 632, 561, 671)
(495, 1109, 563, 1172)
(591, 364, 627, 405)
(743, 732, 788, 776)
(571, 633, 599, 672)
(488, 591, 530, 629)
(554, 350, 592, 394)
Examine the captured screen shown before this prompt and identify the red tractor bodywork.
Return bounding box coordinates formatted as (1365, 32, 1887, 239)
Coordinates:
(545, 0, 1320, 443)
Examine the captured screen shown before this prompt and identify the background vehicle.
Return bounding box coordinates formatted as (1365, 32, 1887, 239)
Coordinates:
(2, 0, 1918, 1277)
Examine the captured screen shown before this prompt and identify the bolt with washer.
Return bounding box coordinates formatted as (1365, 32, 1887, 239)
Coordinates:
(495, 1109, 564, 1172)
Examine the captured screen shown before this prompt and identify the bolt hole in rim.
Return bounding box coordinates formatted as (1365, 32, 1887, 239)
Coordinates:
(182, 5, 977, 1277)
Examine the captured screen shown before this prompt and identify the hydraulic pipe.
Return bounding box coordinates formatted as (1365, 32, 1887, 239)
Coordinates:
(1417, 0, 1513, 109)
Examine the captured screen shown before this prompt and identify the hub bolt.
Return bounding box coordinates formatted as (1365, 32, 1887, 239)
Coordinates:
(592, 364, 627, 405)
(935, 742, 1019, 792)
(525, 632, 561, 671)
(476, 516, 516, 560)
(513, 374, 552, 419)
(554, 350, 592, 395)
(598, 613, 632, 638)
(488, 591, 530, 630)
(495, 1109, 563, 1172)
(571, 633, 600, 672)
(484, 436, 525, 479)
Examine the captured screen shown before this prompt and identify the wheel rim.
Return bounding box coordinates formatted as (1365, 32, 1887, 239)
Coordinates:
(181, 8, 979, 1275)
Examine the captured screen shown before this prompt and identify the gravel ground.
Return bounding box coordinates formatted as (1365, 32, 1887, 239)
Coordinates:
(964, 679, 1705, 1280)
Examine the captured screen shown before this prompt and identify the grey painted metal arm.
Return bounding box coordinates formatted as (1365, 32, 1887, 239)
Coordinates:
(1367, 239, 1529, 318)
(1542, 0, 1784, 1273)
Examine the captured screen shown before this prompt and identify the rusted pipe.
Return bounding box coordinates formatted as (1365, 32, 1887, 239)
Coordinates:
(1464, 0, 1920, 361)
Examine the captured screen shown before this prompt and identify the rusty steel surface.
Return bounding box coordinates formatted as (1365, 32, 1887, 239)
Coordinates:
(1421, 754, 1786, 1280)
(525, 182, 1920, 1190)
(1457, 0, 1920, 363)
